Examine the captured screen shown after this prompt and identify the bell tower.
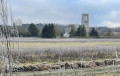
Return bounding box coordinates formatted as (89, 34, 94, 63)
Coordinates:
(82, 14, 89, 37)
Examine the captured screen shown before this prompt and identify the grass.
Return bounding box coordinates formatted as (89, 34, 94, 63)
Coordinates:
(10, 41, 120, 48)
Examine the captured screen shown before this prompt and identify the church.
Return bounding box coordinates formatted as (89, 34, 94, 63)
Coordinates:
(64, 14, 89, 37)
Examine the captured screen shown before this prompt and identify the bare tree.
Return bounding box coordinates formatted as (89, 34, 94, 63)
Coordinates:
(0, 0, 19, 76)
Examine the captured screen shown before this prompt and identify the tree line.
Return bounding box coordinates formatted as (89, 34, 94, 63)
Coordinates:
(18, 23, 62, 38)
(18, 23, 117, 38)
(69, 25, 99, 38)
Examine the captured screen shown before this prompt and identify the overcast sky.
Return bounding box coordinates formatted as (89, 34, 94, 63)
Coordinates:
(8, 0, 120, 27)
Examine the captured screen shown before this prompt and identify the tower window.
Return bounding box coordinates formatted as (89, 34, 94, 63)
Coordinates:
(84, 16, 87, 21)
(84, 16, 88, 23)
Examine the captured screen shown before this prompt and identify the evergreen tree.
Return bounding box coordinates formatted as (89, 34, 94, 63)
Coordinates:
(70, 28, 75, 37)
(42, 24, 49, 38)
(49, 24, 56, 38)
(28, 23, 39, 37)
(81, 25, 86, 37)
(90, 27, 99, 37)
(42, 24, 56, 38)
(75, 26, 82, 37)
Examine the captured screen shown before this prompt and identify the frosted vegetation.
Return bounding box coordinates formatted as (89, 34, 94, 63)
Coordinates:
(6, 37, 120, 42)
(0, 0, 20, 76)
(1, 38, 120, 76)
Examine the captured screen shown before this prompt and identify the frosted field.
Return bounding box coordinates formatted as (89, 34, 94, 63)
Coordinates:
(4, 38, 120, 62)
(1, 38, 119, 61)
(1, 38, 120, 76)
(8, 37, 120, 42)
(4, 37, 120, 49)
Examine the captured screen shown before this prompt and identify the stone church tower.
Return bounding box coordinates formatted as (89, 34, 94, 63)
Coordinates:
(82, 14, 89, 37)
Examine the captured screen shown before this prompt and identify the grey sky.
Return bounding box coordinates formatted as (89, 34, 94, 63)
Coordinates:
(8, 0, 120, 27)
